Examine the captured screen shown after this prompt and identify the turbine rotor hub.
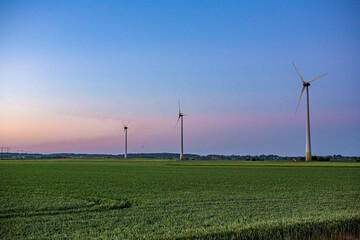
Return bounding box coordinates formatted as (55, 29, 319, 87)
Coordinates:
(303, 82, 310, 87)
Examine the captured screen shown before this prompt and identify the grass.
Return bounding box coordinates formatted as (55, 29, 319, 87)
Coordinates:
(0, 159, 359, 239)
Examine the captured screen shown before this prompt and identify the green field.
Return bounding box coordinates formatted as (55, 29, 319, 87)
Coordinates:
(0, 159, 359, 239)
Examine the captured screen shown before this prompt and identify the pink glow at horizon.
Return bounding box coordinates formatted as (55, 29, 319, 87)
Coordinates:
(1, 102, 358, 155)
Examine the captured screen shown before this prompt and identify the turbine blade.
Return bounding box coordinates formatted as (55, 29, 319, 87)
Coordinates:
(175, 116, 181, 128)
(293, 63, 305, 84)
(178, 98, 181, 114)
(122, 120, 125, 127)
(295, 86, 306, 114)
(307, 74, 327, 83)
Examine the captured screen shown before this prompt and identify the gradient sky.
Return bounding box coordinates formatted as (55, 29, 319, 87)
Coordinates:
(1, 0, 359, 156)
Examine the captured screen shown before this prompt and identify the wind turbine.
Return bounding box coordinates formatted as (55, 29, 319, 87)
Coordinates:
(123, 121, 129, 159)
(176, 99, 187, 160)
(293, 63, 326, 161)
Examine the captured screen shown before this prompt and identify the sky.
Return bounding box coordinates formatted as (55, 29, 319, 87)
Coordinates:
(0, 0, 359, 156)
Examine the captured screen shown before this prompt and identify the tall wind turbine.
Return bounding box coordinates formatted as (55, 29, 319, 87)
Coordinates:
(293, 63, 326, 161)
(176, 99, 186, 160)
(123, 121, 129, 159)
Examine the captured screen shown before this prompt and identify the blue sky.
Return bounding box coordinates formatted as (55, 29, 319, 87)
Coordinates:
(0, 0, 359, 155)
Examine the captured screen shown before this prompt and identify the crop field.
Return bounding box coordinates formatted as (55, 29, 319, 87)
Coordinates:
(0, 159, 359, 239)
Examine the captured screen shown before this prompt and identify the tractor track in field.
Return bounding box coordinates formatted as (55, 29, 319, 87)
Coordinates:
(0, 197, 133, 219)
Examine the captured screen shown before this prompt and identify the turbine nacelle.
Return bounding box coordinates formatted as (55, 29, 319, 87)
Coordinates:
(176, 113, 186, 127)
(293, 63, 326, 113)
(122, 121, 129, 130)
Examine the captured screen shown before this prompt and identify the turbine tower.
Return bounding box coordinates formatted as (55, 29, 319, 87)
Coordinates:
(293, 63, 326, 161)
(123, 121, 129, 159)
(176, 99, 186, 160)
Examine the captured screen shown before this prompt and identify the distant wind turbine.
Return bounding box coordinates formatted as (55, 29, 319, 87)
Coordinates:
(123, 121, 129, 159)
(176, 99, 187, 160)
(293, 63, 326, 161)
